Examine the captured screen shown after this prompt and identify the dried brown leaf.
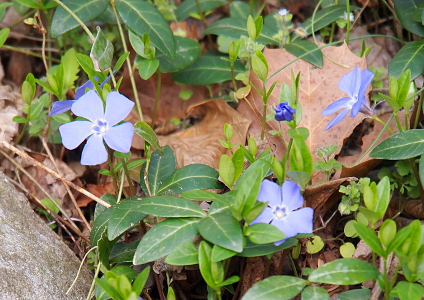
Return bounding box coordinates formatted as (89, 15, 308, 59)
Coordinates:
(158, 99, 251, 168)
(238, 43, 368, 183)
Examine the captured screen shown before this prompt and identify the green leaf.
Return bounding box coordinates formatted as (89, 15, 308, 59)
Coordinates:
(239, 238, 298, 257)
(242, 276, 307, 300)
(156, 164, 223, 195)
(61, 48, 80, 89)
(75, 53, 99, 79)
(12, 116, 28, 124)
(114, 51, 130, 72)
(14, 0, 57, 9)
(390, 281, 424, 300)
(91, 206, 112, 247)
(230, 1, 250, 19)
(252, 50, 268, 81)
(211, 244, 237, 262)
(219, 154, 235, 188)
(198, 241, 220, 290)
(133, 217, 199, 264)
(140, 146, 175, 195)
(386, 223, 413, 254)
(165, 240, 199, 265)
(301, 286, 330, 300)
(132, 266, 151, 296)
(374, 176, 390, 219)
(394, 0, 424, 37)
(338, 289, 371, 300)
(353, 223, 385, 257)
(108, 198, 147, 240)
(137, 58, 159, 80)
(133, 121, 162, 153)
(156, 36, 202, 73)
(370, 129, 424, 159)
(198, 213, 243, 252)
(138, 196, 206, 217)
(172, 55, 245, 85)
(0, 28, 10, 48)
(290, 133, 313, 176)
(293, 5, 348, 41)
(175, 0, 227, 21)
(245, 223, 285, 244)
(388, 40, 424, 79)
(309, 258, 380, 284)
(116, 0, 176, 59)
(90, 26, 114, 71)
(204, 18, 279, 45)
(109, 241, 138, 264)
(50, 0, 109, 37)
(284, 40, 323, 68)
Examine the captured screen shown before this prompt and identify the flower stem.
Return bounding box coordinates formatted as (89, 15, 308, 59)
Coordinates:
(110, 0, 144, 122)
(122, 158, 136, 196)
(151, 70, 162, 128)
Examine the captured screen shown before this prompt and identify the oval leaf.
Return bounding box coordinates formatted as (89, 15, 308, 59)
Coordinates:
(108, 198, 147, 240)
(198, 213, 243, 252)
(116, 0, 176, 58)
(301, 286, 330, 300)
(370, 129, 424, 160)
(394, 0, 424, 37)
(388, 40, 424, 79)
(51, 0, 109, 37)
(134, 217, 199, 264)
(138, 196, 206, 218)
(353, 223, 385, 257)
(175, 0, 227, 21)
(245, 223, 285, 244)
(242, 276, 307, 300)
(172, 55, 245, 85)
(284, 40, 323, 68)
(165, 240, 199, 266)
(156, 164, 223, 195)
(308, 258, 379, 285)
(133, 121, 162, 152)
(239, 238, 298, 257)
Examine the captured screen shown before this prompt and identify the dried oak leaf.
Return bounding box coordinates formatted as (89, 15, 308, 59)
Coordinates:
(237, 43, 368, 183)
(158, 99, 251, 168)
(0, 85, 22, 145)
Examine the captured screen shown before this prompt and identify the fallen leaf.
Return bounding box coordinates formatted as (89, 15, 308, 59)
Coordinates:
(159, 99, 251, 168)
(238, 43, 368, 183)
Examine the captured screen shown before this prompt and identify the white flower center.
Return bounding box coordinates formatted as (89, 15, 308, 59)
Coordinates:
(273, 206, 288, 220)
(93, 119, 108, 136)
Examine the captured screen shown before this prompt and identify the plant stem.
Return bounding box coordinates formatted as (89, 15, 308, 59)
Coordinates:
(110, 0, 144, 122)
(122, 158, 136, 196)
(151, 70, 162, 128)
(1, 45, 61, 63)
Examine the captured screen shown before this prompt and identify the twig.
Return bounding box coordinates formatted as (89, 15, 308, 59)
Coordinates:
(0, 141, 111, 208)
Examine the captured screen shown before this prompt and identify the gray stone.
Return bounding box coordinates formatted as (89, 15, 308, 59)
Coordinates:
(0, 171, 93, 299)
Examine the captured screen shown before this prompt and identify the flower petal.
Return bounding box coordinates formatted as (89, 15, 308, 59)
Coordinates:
(104, 92, 134, 126)
(103, 122, 134, 153)
(338, 66, 361, 97)
(324, 108, 350, 130)
(286, 207, 314, 234)
(80, 134, 108, 165)
(257, 180, 283, 206)
(281, 181, 303, 211)
(74, 80, 95, 99)
(49, 100, 76, 116)
(71, 90, 104, 122)
(322, 97, 352, 116)
(271, 219, 298, 241)
(59, 121, 93, 150)
(249, 207, 274, 225)
(351, 69, 374, 117)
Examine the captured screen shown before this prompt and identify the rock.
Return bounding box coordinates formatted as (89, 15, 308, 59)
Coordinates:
(0, 171, 93, 299)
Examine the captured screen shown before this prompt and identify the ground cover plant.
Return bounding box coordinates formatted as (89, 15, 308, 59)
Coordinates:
(2, 0, 424, 299)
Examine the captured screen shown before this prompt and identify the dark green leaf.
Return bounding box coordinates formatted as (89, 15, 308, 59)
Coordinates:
(204, 18, 279, 45)
(50, 0, 109, 37)
(284, 40, 323, 68)
(198, 213, 243, 252)
(395, 0, 424, 37)
(370, 129, 424, 160)
(242, 276, 306, 300)
(211, 244, 237, 262)
(172, 55, 245, 85)
(133, 121, 162, 153)
(388, 40, 424, 79)
(156, 164, 223, 195)
(138, 196, 206, 217)
(175, 0, 227, 21)
(90, 26, 114, 71)
(308, 258, 379, 284)
(109, 241, 139, 264)
(338, 289, 371, 300)
(140, 146, 175, 196)
(229, 1, 250, 19)
(116, 0, 176, 58)
(165, 240, 199, 265)
(108, 198, 147, 240)
(91, 206, 112, 247)
(156, 36, 202, 73)
(134, 218, 199, 264)
(390, 281, 424, 300)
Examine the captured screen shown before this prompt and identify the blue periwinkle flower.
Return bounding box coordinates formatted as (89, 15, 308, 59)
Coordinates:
(49, 75, 111, 116)
(250, 179, 314, 246)
(59, 90, 134, 165)
(322, 66, 374, 130)
(275, 102, 295, 122)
